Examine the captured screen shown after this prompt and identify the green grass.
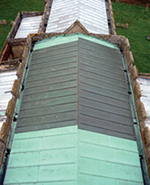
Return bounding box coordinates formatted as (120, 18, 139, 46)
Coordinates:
(112, 2, 150, 73)
(0, 1, 150, 72)
(0, 0, 43, 50)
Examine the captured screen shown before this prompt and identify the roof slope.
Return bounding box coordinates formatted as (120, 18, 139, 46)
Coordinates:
(138, 77, 150, 128)
(3, 34, 144, 184)
(15, 16, 42, 39)
(4, 126, 143, 184)
(0, 71, 17, 129)
(46, 0, 109, 34)
(16, 34, 134, 140)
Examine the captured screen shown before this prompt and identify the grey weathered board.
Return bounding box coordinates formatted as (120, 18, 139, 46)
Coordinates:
(16, 38, 135, 140)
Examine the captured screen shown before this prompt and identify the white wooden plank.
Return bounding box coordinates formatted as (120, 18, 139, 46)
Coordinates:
(138, 77, 150, 128)
(15, 16, 42, 39)
(0, 71, 17, 129)
(46, 0, 109, 34)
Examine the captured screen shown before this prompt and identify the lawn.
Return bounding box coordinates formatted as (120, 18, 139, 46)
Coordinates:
(112, 2, 150, 73)
(0, 1, 150, 72)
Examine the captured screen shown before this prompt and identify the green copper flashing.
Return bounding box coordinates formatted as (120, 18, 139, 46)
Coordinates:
(0, 45, 34, 184)
(121, 51, 150, 184)
(34, 33, 118, 51)
(4, 126, 143, 184)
